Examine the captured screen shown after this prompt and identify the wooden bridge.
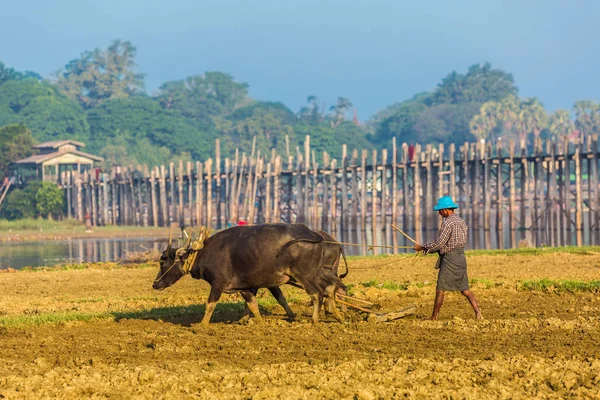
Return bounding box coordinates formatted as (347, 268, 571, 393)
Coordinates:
(61, 135, 600, 250)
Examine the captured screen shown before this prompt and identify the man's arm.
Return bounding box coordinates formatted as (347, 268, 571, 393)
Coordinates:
(422, 222, 453, 254)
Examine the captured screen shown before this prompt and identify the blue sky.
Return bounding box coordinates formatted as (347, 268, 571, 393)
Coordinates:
(2, 0, 599, 120)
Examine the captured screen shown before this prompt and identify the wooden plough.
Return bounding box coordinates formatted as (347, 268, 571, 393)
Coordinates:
(335, 293, 417, 323)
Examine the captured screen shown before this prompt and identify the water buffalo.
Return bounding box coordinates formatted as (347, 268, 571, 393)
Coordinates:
(153, 223, 346, 325)
(158, 245, 296, 321)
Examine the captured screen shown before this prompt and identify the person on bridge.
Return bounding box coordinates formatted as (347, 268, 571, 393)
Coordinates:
(412, 196, 483, 321)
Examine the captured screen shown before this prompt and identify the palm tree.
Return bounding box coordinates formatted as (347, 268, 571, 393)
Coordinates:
(329, 97, 353, 128)
(548, 109, 575, 140)
(521, 98, 548, 139)
(574, 100, 600, 140)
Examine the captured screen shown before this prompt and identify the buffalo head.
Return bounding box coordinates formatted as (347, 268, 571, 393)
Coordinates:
(152, 228, 210, 290)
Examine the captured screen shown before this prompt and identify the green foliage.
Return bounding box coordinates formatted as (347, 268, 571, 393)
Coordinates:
(35, 181, 64, 218)
(2, 181, 64, 220)
(87, 97, 217, 162)
(54, 40, 144, 109)
(228, 101, 297, 157)
(0, 124, 35, 177)
(0, 80, 89, 143)
(430, 63, 518, 106)
(158, 71, 250, 121)
(517, 279, 600, 293)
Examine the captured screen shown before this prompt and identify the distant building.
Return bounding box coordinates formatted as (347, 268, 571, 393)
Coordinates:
(12, 140, 103, 183)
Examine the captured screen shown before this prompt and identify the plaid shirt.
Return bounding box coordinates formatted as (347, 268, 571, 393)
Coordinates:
(423, 214, 468, 255)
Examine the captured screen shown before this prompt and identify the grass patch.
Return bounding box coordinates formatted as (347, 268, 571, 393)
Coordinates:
(0, 218, 82, 231)
(0, 311, 111, 329)
(357, 279, 431, 291)
(517, 279, 600, 293)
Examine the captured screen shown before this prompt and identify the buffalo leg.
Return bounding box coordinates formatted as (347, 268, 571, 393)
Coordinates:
(310, 293, 323, 324)
(325, 285, 343, 322)
(239, 289, 259, 323)
(201, 286, 223, 326)
(240, 291, 263, 323)
(268, 287, 296, 320)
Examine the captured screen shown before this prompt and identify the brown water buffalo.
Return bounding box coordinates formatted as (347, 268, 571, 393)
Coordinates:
(153, 223, 346, 325)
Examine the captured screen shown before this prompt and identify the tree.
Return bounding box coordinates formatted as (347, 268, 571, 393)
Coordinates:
(431, 63, 518, 106)
(519, 98, 548, 140)
(298, 95, 325, 125)
(470, 96, 548, 144)
(35, 181, 64, 219)
(158, 71, 250, 121)
(54, 40, 145, 108)
(0, 79, 89, 142)
(87, 97, 217, 161)
(0, 124, 35, 178)
(2, 181, 64, 220)
(229, 101, 297, 156)
(329, 97, 353, 128)
(371, 101, 428, 145)
(548, 110, 575, 140)
(573, 100, 600, 140)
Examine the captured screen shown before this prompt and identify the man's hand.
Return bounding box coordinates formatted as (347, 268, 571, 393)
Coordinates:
(413, 244, 424, 252)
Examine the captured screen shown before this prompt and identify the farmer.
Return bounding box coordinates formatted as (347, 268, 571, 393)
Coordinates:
(413, 196, 483, 320)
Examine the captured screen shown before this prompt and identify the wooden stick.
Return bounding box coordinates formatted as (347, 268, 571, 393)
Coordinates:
(336, 293, 374, 306)
(391, 223, 418, 245)
(335, 298, 373, 313)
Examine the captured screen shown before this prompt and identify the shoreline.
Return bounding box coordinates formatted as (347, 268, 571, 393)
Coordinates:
(0, 226, 177, 242)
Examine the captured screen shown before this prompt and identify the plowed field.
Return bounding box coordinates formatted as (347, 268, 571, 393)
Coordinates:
(1, 249, 600, 399)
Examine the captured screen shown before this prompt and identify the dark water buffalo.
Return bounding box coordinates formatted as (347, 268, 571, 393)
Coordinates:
(158, 246, 296, 321)
(153, 223, 346, 325)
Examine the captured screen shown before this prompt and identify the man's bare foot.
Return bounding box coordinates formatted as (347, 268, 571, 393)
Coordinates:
(425, 315, 439, 321)
(476, 313, 484, 320)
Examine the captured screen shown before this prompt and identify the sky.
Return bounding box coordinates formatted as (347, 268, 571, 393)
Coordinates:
(2, 0, 600, 120)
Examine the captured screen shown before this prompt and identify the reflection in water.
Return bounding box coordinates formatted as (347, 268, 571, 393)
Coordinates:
(2, 212, 596, 269)
(0, 238, 166, 270)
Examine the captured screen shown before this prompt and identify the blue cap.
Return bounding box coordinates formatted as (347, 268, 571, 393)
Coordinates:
(433, 196, 458, 211)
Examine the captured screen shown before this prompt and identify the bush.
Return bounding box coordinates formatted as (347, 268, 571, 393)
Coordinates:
(2, 181, 64, 220)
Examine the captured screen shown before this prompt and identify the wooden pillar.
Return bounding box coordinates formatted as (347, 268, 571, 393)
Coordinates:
(402, 144, 409, 231)
(449, 143, 456, 201)
(312, 151, 319, 229)
(196, 161, 203, 226)
(519, 142, 528, 242)
(91, 178, 97, 227)
(591, 135, 599, 244)
(329, 160, 337, 233)
(206, 159, 213, 228)
(380, 148, 388, 231)
(391, 137, 398, 228)
(321, 152, 330, 231)
(340, 144, 349, 232)
(274, 157, 282, 223)
(178, 160, 184, 226)
(150, 169, 158, 227)
(574, 144, 583, 246)
(159, 165, 168, 227)
(462, 143, 470, 230)
(424, 145, 433, 233)
(483, 141, 492, 249)
(413, 145, 422, 244)
(169, 162, 175, 225)
(564, 138, 572, 245)
(371, 149, 378, 252)
(473, 142, 481, 249)
(360, 149, 367, 232)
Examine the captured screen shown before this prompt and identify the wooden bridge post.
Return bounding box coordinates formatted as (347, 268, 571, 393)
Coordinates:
(496, 139, 504, 249)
